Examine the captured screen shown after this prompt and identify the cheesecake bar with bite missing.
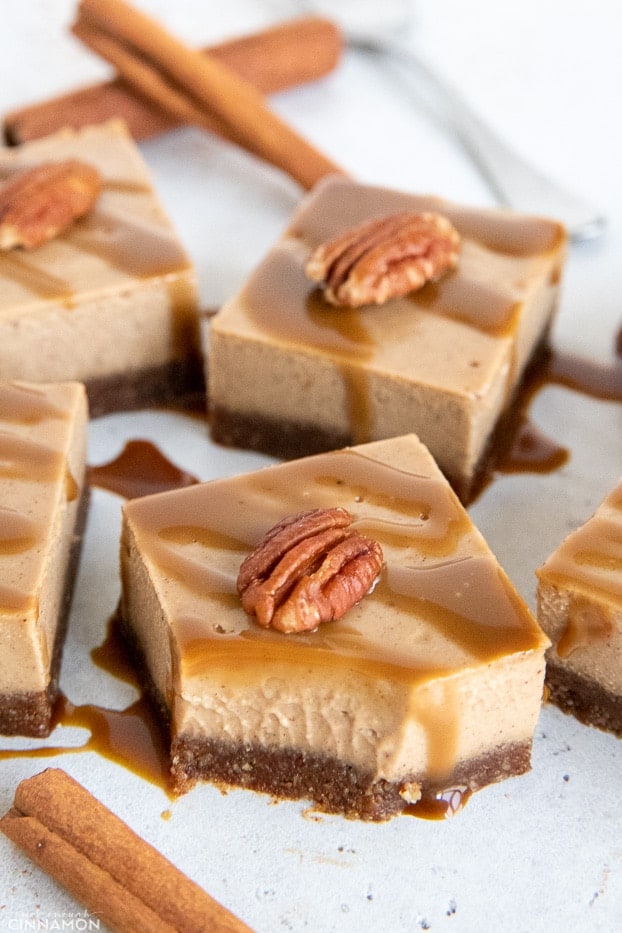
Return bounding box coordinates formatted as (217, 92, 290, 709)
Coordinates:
(120, 433, 549, 820)
(537, 478, 622, 735)
(207, 177, 566, 501)
(0, 381, 88, 737)
(0, 120, 199, 414)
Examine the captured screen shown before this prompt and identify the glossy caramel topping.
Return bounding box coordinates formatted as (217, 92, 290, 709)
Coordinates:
(0, 251, 74, 300)
(0, 382, 68, 423)
(538, 479, 622, 612)
(0, 508, 41, 554)
(0, 431, 68, 483)
(241, 180, 564, 358)
(70, 209, 191, 279)
(127, 445, 543, 689)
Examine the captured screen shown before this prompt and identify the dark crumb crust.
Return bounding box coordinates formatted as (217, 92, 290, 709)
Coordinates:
(545, 658, 622, 737)
(209, 335, 552, 505)
(170, 734, 533, 822)
(0, 484, 90, 738)
(117, 600, 533, 820)
(86, 355, 204, 418)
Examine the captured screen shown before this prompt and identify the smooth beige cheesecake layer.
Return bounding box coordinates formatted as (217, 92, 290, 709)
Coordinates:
(0, 121, 199, 413)
(537, 478, 622, 734)
(121, 434, 549, 817)
(0, 381, 88, 736)
(208, 177, 566, 501)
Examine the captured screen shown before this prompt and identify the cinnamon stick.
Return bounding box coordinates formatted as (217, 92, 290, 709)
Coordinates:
(0, 768, 252, 933)
(73, 0, 345, 190)
(4, 18, 344, 146)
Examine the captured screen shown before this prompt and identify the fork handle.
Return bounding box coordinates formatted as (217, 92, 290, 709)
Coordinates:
(357, 40, 605, 241)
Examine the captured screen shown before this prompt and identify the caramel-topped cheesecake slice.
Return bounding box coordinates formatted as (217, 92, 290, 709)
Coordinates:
(120, 434, 549, 820)
(0, 121, 199, 414)
(537, 479, 622, 735)
(208, 177, 566, 501)
(0, 381, 88, 737)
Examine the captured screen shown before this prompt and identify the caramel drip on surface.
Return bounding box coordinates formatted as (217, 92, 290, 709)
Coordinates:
(498, 416, 569, 475)
(0, 583, 36, 614)
(0, 383, 68, 423)
(0, 693, 171, 793)
(0, 619, 172, 794)
(0, 431, 66, 482)
(411, 278, 521, 338)
(556, 594, 615, 658)
(404, 787, 472, 820)
(543, 348, 622, 402)
(89, 439, 198, 500)
(539, 484, 622, 611)
(408, 680, 460, 780)
(0, 251, 74, 300)
(0, 508, 41, 555)
(70, 209, 191, 278)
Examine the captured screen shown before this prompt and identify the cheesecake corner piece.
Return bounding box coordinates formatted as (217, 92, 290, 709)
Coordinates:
(0, 381, 89, 737)
(536, 477, 622, 735)
(0, 120, 201, 415)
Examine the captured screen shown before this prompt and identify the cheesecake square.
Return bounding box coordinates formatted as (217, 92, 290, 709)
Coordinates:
(0, 121, 200, 415)
(537, 478, 622, 735)
(120, 433, 549, 820)
(0, 381, 89, 737)
(207, 176, 566, 501)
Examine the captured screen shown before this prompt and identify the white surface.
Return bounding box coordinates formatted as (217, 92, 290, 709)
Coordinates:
(1, 2, 622, 931)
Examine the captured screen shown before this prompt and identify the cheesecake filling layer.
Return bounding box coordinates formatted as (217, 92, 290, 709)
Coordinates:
(208, 178, 566, 497)
(0, 381, 88, 736)
(121, 435, 548, 811)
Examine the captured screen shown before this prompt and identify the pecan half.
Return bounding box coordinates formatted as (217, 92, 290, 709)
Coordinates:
(237, 507, 383, 634)
(305, 211, 461, 307)
(0, 159, 102, 250)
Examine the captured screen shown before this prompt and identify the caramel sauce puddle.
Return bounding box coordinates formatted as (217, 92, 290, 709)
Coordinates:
(0, 618, 172, 796)
(88, 438, 199, 499)
(495, 340, 622, 481)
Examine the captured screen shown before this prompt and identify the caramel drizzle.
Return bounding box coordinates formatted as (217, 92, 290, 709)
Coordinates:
(539, 509, 622, 610)
(0, 510, 43, 612)
(242, 183, 565, 445)
(128, 449, 541, 681)
(0, 430, 77, 500)
(0, 383, 68, 423)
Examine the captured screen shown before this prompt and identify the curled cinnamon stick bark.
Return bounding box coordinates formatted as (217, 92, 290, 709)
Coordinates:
(72, 0, 345, 190)
(4, 18, 344, 146)
(0, 768, 251, 933)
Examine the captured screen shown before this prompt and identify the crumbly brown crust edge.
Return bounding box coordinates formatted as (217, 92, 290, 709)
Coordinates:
(116, 599, 533, 820)
(0, 484, 90, 738)
(545, 658, 622, 737)
(170, 734, 532, 822)
(86, 355, 204, 418)
(209, 329, 552, 505)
